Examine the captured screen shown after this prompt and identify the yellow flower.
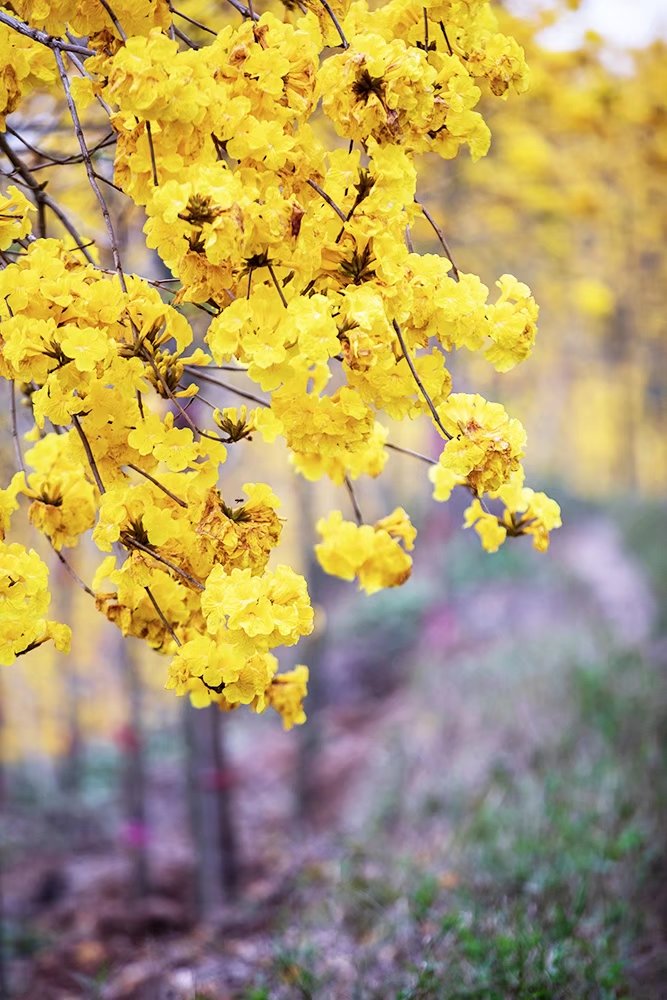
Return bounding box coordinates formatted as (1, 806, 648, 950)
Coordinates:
(0, 185, 33, 250)
(430, 394, 526, 501)
(463, 499, 507, 553)
(269, 666, 309, 730)
(315, 508, 415, 594)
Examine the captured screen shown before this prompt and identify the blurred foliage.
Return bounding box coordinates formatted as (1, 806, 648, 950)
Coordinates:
(417, 4, 667, 498)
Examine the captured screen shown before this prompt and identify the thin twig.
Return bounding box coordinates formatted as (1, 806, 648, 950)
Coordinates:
(307, 179, 347, 223)
(416, 199, 460, 281)
(392, 319, 452, 440)
(172, 23, 201, 48)
(267, 262, 288, 308)
(193, 364, 248, 372)
(145, 121, 159, 186)
(145, 587, 182, 645)
(54, 548, 96, 598)
(169, 4, 218, 35)
(318, 0, 349, 48)
(440, 21, 454, 56)
(54, 48, 127, 290)
(344, 475, 363, 525)
(98, 0, 127, 40)
(124, 537, 204, 591)
(10, 382, 26, 475)
(385, 441, 436, 465)
(222, 0, 259, 21)
(0, 134, 97, 263)
(71, 414, 106, 493)
(184, 369, 269, 407)
(22, 131, 117, 172)
(63, 46, 114, 117)
(126, 463, 188, 508)
(0, 11, 94, 56)
(92, 170, 124, 194)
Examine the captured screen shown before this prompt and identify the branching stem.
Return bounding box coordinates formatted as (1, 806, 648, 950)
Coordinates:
(392, 319, 452, 440)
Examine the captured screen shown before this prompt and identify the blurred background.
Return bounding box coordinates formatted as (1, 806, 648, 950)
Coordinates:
(0, 0, 666, 996)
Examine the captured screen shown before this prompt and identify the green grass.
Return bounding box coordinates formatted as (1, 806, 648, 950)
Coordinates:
(390, 645, 665, 999)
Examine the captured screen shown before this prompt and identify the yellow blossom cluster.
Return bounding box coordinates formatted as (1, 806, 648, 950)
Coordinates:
(0, 0, 559, 724)
(449, 7, 667, 497)
(464, 469, 562, 553)
(316, 507, 416, 594)
(1, 472, 71, 664)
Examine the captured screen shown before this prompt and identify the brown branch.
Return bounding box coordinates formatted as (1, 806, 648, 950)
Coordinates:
(318, 0, 349, 48)
(0, 11, 94, 56)
(344, 475, 363, 525)
(63, 46, 115, 117)
(145, 121, 159, 187)
(222, 0, 259, 21)
(53, 48, 127, 290)
(9, 381, 26, 475)
(123, 537, 204, 591)
(267, 262, 287, 308)
(21, 131, 117, 173)
(171, 24, 201, 49)
(416, 200, 460, 282)
(385, 441, 436, 465)
(169, 4, 218, 35)
(0, 134, 97, 263)
(71, 414, 106, 494)
(439, 21, 454, 56)
(98, 0, 127, 40)
(145, 586, 182, 646)
(392, 319, 452, 440)
(184, 369, 269, 408)
(54, 547, 96, 598)
(307, 179, 347, 223)
(126, 463, 188, 508)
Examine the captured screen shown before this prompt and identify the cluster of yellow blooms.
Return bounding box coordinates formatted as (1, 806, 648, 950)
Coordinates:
(449, 8, 667, 497)
(0, 0, 560, 726)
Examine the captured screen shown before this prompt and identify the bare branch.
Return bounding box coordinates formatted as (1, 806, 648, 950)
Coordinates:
(392, 319, 452, 440)
(184, 369, 269, 408)
(145, 586, 182, 646)
(344, 475, 363, 525)
(126, 463, 188, 508)
(10, 381, 26, 475)
(123, 537, 204, 592)
(307, 178, 348, 223)
(145, 121, 159, 187)
(416, 199, 460, 282)
(0, 134, 97, 263)
(53, 48, 127, 290)
(98, 0, 127, 41)
(385, 441, 436, 465)
(54, 548, 96, 598)
(318, 0, 349, 49)
(71, 414, 106, 494)
(169, 5, 218, 36)
(0, 11, 94, 57)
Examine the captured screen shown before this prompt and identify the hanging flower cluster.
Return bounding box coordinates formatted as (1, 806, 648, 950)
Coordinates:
(0, 0, 559, 726)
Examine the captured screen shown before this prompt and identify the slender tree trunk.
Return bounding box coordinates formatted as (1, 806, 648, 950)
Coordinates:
(119, 639, 149, 898)
(294, 478, 330, 824)
(210, 710, 238, 898)
(183, 703, 239, 916)
(55, 562, 82, 800)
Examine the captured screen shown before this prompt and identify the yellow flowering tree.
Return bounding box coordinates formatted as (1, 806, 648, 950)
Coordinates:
(0, 0, 560, 727)
(442, 4, 667, 497)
